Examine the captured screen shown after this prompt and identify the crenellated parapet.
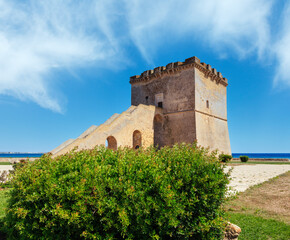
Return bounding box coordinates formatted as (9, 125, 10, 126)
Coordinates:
(130, 56, 228, 86)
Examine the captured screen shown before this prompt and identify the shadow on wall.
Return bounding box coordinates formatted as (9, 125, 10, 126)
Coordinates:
(154, 113, 164, 149)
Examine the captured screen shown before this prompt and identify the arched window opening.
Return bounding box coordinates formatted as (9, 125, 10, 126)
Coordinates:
(153, 114, 164, 148)
(133, 130, 142, 149)
(106, 136, 117, 150)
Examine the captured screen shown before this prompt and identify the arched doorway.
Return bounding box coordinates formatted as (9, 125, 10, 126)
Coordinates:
(106, 136, 117, 150)
(133, 130, 142, 149)
(153, 114, 164, 148)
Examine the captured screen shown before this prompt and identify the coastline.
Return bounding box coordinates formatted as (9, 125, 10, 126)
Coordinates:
(0, 157, 289, 163)
(232, 158, 289, 162)
(0, 157, 39, 163)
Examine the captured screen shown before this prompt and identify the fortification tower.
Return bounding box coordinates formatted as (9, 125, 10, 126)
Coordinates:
(51, 56, 231, 156)
(130, 56, 231, 154)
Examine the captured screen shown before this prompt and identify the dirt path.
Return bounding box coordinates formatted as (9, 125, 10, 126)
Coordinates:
(0, 165, 13, 174)
(226, 171, 290, 224)
(225, 164, 290, 193)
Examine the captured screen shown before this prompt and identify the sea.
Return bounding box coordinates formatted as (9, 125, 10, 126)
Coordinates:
(0, 152, 289, 159)
(232, 153, 290, 159)
(0, 153, 45, 158)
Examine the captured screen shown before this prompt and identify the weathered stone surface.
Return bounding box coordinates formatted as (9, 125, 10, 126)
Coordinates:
(224, 222, 242, 240)
(194, 68, 231, 154)
(52, 104, 162, 156)
(131, 56, 231, 154)
(50, 139, 75, 155)
(52, 56, 231, 156)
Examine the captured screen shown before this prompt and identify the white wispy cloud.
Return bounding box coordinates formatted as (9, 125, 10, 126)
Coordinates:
(126, 0, 289, 87)
(125, 0, 273, 61)
(0, 0, 121, 112)
(273, 1, 290, 87)
(0, 0, 289, 112)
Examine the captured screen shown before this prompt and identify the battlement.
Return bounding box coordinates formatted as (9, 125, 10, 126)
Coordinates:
(130, 56, 228, 86)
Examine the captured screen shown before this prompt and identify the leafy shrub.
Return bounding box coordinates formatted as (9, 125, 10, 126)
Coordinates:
(219, 154, 232, 163)
(13, 159, 28, 170)
(4, 144, 229, 240)
(9, 159, 29, 175)
(240, 156, 249, 162)
(0, 160, 30, 190)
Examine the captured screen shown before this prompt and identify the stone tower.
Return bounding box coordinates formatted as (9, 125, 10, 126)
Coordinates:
(130, 56, 231, 154)
(51, 56, 231, 156)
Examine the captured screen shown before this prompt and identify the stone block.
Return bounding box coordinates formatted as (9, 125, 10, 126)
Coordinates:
(185, 56, 200, 64)
(224, 222, 241, 240)
(154, 67, 162, 73)
(166, 62, 174, 69)
(174, 61, 183, 67)
(207, 64, 212, 71)
(141, 70, 150, 77)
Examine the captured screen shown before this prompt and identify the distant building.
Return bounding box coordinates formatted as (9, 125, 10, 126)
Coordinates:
(51, 56, 231, 156)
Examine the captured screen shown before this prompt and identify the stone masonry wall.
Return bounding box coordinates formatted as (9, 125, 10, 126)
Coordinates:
(52, 105, 160, 156)
(131, 66, 197, 146)
(194, 68, 231, 154)
(131, 67, 195, 113)
(53, 56, 231, 156)
(130, 56, 230, 153)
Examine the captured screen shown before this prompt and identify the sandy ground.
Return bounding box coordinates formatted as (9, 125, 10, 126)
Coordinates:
(225, 164, 290, 194)
(0, 165, 13, 173)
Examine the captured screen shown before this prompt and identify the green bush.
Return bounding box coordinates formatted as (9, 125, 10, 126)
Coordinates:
(4, 144, 230, 240)
(9, 159, 29, 175)
(219, 154, 232, 163)
(240, 156, 249, 162)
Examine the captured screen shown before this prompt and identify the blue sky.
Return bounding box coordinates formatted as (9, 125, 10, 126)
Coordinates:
(0, 0, 290, 153)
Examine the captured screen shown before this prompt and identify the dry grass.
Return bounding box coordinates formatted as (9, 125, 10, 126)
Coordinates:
(225, 171, 290, 224)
